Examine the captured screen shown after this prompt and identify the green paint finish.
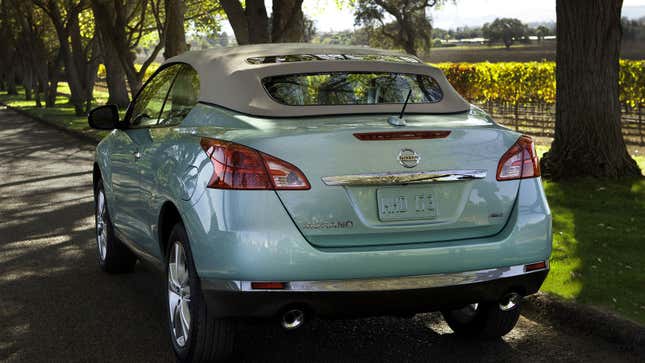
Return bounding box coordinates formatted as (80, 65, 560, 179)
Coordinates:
(95, 103, 551, 282)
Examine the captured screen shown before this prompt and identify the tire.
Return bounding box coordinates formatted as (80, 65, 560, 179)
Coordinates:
(441, 299, 521, 339)
(94, 180, 137, 273)
(165, 223, 234, 363)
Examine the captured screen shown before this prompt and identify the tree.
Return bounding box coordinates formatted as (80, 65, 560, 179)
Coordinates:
(302, 16, 317, 43)
(89, 0, 132, 107)
(535, 25, 551, 42)
(353, 0, 438, 56)
(540, 0, 641, 179)
(91, 0, 221, 104)
(482, 18, 527, 49)
(34, 0, 100, 115)
(0, 0, 24, 96)
(13, 0, 57, 107)
(1, 0, 63, 105)
(91, 0, 165, 100)
(220, 0, 305, 44)
(163, 0, 188, 59)
(270, 0, 305, 43)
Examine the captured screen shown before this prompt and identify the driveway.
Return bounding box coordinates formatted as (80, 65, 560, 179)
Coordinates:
(0, 108, 639, 362)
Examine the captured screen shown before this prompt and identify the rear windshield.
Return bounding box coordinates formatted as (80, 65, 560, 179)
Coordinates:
(262, 72, 443, 106)
(247, 54, 421, 64)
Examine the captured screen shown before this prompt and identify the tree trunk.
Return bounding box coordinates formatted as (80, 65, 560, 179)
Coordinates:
(220, 0, 250, 45)
(163, 0, 188, 59)
(246, 0, 269, 43)
(7, 62, 17, 95)
(102, 47, 130, 107)
(541, 0, 641, 179)
(271, 0, 304, 43)
(18, 7, 51, 109)
(44, 2, 92, 115)
(93, 8, 130, 108)
(399, 15, 418, 56)
(91, 0, 143, 98)
(222, 0, 304, 44)
(46, 51, 62, 107)
(23, 69, 33, 101)
(34, 79, 43, 108)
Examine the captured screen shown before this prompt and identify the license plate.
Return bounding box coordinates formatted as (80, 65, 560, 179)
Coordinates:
(377, 188, 437, 221)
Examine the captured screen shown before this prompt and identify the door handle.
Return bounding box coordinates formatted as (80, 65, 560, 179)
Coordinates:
(133, 151, 142, 160)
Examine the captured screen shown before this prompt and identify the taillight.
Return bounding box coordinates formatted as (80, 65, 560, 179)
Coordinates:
(200, 138, 310, 190)
(496, 135, 541, 181)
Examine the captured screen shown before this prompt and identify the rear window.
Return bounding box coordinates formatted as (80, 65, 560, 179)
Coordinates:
(247, 54, 421, 64)
(263, 72, 443, 106)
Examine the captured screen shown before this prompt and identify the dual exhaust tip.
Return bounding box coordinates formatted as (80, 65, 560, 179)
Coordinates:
(499, 292, 522, 311)
(279, 292, 522, 330)
(281, 308, 305, 330)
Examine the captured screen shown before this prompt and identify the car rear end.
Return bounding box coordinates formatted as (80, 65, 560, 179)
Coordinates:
(173, 49, 551, 332)
(182, 108, 551, 320)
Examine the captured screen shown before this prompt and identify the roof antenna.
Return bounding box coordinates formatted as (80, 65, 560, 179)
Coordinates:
(388, 88, 412, 127)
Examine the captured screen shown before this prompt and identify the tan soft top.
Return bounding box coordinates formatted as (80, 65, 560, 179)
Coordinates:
(167, 43, 470, 117)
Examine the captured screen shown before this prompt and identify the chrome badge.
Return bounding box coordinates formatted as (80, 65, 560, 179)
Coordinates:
(398, 148, 420, 168)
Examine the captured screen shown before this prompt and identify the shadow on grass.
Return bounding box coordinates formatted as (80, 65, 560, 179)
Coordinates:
(542, 177, 645, 324)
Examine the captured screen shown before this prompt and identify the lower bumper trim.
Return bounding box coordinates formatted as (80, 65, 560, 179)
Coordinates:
(201, 264, 549, 319)
(202, 262, 548, 293)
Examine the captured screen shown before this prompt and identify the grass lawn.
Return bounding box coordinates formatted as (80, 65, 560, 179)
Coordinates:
(535, 146, 645, 324)
(1, 87, 644, 324)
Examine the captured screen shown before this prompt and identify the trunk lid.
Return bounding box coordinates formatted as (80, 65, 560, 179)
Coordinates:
(195, 108, 521, 248)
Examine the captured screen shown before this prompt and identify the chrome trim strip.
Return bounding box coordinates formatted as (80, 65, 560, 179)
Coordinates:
(321, 169, 487, 186)
(205, 263, 548, 293)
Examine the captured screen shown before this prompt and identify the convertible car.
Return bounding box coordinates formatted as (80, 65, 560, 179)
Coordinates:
(89, 44, 551, 362)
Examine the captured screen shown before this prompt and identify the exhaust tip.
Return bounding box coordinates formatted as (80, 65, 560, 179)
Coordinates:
(281, 309, 305, 330)
(499, 292, 522, 311)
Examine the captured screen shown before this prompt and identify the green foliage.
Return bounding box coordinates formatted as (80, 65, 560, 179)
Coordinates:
(482, 18, 529, 48)
(619, 59, 645, 108)
(97, 62, 160, 84)
(185, 0, 225, 37)
(353, 0, 441, 55)
(434, 61, 645, 108)
(534, 25, 552, 40)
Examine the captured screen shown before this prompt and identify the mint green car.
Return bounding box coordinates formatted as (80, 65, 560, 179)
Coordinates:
(89, 44, 551, 362)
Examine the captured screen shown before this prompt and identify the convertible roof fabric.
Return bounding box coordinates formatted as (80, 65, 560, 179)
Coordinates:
(167, 43, 470, 117)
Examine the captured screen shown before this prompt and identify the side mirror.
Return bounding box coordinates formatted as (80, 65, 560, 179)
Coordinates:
(88, 105, 120, 130)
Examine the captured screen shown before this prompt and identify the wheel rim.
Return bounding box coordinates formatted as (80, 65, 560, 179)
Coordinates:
(168, 242, 192, 348)
(96, 190, 108, 261)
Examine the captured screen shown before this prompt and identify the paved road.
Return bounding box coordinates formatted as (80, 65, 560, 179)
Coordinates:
(0, 108, 640, 362)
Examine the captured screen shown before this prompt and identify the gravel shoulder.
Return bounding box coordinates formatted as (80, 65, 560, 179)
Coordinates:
(0, 108, 640, 362)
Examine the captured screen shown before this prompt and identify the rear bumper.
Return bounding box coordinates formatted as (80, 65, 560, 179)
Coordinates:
(184, 178, 552, 282)
(201, 264, 549, 318)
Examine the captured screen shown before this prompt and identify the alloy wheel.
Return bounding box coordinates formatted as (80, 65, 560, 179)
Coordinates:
(96, 190, 108, 261)
(168, 241, 192, 347)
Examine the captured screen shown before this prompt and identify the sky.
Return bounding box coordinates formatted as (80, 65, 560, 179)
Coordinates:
(219, 0, 645, 34)
(302, 0, 645, 32)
